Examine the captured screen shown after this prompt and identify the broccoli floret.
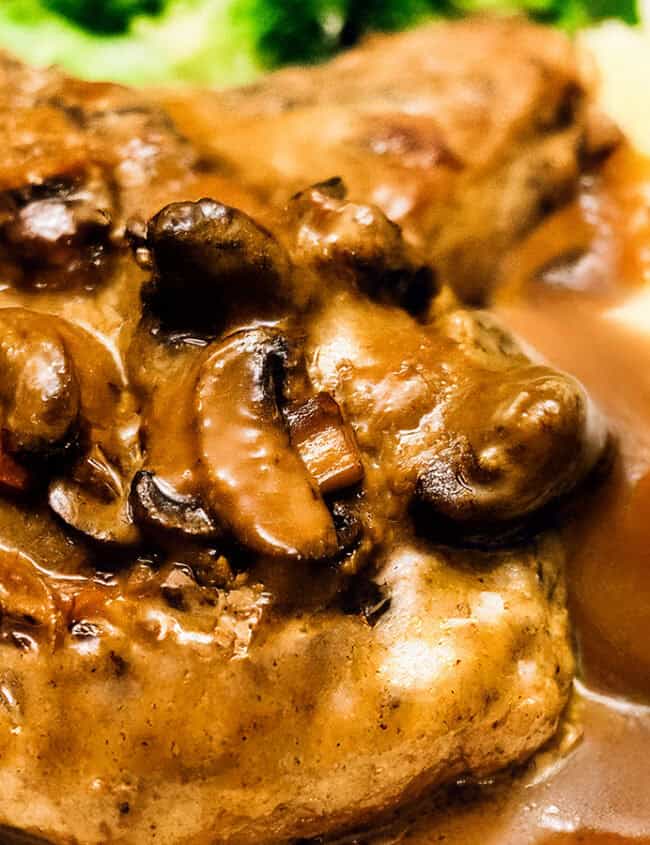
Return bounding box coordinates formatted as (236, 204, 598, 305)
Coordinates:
(231, 0, 344, 66)
(43, 0, 165, 34)
(444, 0, 638, 29)
(232, 0, 440, 65)
(0, 0, 640, 87)
(549, 0, 638, 29)
(340, 0, 435, 46)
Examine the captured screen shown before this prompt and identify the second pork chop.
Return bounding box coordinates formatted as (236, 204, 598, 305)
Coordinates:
(160, 17, 615, 302)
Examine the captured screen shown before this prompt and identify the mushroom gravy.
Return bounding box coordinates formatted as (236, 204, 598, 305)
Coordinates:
(365, 144, 650, 845)
(0, 21, 644, 844)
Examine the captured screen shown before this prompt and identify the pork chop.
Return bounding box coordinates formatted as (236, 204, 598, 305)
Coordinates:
(160, 16, 617, 302)
(0, 25, 610, 845)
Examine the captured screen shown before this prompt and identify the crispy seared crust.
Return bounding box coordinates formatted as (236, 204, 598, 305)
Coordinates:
(161, 17, 595, 302)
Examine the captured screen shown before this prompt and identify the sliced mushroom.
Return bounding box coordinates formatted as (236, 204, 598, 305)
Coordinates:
(289, 179, 437, 316)
(285, 392, 364, 495)
(35, 315, 146, 546)
(416, 366, 608, 527)
(131, 470, 220, 538)
(126, 316, 205, 494)
(142, 198, 292, 330)
(49, 484, 138, 546)
(195, 328, 338, 559)
(49, 445, 140, 546)
(0, 308, 80, 454)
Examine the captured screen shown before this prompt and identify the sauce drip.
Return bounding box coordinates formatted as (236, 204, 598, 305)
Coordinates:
(381, 145, 650, 844)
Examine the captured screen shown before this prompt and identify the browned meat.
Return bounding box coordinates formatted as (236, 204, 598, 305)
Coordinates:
(160, 17, 614, 302)
(0, 24, 612, 845)
(0, 52, 268, 293)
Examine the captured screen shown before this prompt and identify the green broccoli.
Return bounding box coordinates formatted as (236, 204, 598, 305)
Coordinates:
(232, 0, 345, 66)
(339, 0, 639, 42)
(548, 0, 638, 29)
(340, 0, 435, 46)
(43, 0, 165, 34)
(0, 0, 640, 87)
(446, 0, 639, 29)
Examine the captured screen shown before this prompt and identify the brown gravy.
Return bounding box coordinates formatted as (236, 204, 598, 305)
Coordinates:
(0, 31, 642, 844)
(378, 145, 650, 844)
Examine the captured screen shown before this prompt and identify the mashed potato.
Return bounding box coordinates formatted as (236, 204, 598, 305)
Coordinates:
(581, 18, 650, 332)
(582, 17, 650, 154)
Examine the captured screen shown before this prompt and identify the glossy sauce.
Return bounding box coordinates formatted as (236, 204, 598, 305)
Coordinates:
(10, 138, 641, 845)
(388, 145, 650, 844)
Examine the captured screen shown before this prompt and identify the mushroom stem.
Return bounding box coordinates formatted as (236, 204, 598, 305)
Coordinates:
(285, 392, 364, 495)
